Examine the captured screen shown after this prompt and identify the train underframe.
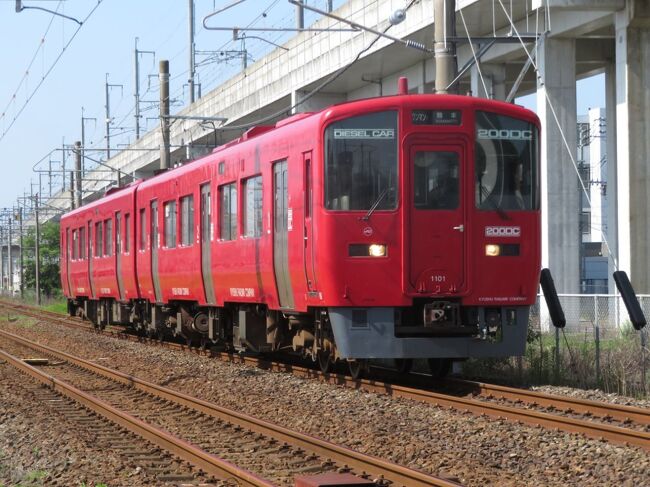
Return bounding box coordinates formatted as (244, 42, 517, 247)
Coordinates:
(67, 296, 529, 378)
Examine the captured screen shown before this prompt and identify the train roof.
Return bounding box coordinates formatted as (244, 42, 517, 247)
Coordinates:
(62, 93, 539, 220)
(62, 181, 140, 221)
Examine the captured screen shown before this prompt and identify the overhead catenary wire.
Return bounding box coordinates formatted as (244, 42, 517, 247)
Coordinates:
(494, 0, 618, 272)
(0, 1, 64, 127)
(458, 6, 489, 98)
(211, 0, 420, 132)
(0, 0, 105, 146)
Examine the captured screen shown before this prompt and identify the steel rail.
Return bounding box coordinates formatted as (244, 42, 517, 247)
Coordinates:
(0, 346, 273, 487)
(446, 378, 650, 426)
(2, 300, 649, 451)
(0, 329, 461, 487)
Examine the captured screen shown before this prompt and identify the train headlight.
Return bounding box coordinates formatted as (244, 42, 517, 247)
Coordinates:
(368, 244, 387, 257)
(485, 244, 501, 257)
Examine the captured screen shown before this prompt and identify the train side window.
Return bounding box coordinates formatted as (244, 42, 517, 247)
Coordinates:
(124, 213, 131, 254)
(88, 224, 93, 258)
(164, 200, 177, 248)
(72, 229, 78, 260)
(105, 218, 113, 256)
(115, 212, 122, 255)
(95, 222, 103, 257)
(244, 176, 263, 238)
(219, 182, 237, 241)
(79, 227, 86, 260)
(180, 195, 194, 246)
(139, 208, 146, 251)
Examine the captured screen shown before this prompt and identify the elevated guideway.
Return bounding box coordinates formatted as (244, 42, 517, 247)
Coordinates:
(42, 0, 650, 293)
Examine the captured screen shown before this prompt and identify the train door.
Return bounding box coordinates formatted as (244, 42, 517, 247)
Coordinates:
(408, 142, 466, 294)
(115, 212, 124, 300)
(87, 221, 95, 298)
(200, 183, 216, 304)
(150, 201, 162, 302)
(273, 160, 294, 308)
(302, 152, 317, 293)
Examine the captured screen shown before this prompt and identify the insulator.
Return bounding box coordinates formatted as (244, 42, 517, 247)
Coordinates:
(406, 40, 428, 52)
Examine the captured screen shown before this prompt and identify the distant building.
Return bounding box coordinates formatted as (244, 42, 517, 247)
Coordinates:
(577, 108, 609, 294)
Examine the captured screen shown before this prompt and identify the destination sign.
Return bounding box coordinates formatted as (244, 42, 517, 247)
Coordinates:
(411, 110, 462, 125)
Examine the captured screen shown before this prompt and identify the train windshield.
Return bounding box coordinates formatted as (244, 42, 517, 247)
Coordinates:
(475, 111, 539, 211)
(325, 110, 398, 211)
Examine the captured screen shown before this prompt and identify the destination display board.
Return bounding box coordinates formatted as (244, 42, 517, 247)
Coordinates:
(411, 109, 462, 125)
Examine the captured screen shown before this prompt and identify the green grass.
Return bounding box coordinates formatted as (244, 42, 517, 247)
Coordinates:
(42, 301, 67, 315)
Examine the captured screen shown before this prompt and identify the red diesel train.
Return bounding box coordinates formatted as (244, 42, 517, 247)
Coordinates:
(61, 89, 541, 378)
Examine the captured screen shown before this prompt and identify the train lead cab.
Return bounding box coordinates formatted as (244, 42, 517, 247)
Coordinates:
(320, 96, 540, 362)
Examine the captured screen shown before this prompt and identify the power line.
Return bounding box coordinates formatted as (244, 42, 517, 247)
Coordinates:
(0, 0, 106, 146)
(0, 1, 63, 126)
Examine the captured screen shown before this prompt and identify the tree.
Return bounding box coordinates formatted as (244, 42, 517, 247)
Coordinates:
(23, 221, 61, 297)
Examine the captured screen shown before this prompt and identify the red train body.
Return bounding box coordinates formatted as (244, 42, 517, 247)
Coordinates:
(61, 93, 541, 374)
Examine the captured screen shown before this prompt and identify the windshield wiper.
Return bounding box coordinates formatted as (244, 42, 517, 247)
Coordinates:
(480, 185, 509, 220)
(361, 187, 392, 221)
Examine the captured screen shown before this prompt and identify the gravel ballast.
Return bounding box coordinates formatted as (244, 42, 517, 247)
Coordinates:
(1, 316, 649, 486)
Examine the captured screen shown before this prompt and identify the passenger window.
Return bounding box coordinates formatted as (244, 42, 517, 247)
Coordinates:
(95, 222, 103, 257)
(219, 183, 237, 241)
(72, 230, 78, 260)
(105, 219, 113, 256)
(180, 195, 194, 246)
(164, 201, 177, 248)
(116, 212, 122, 255)
(79, 227, 86, 260)
(124, 213, 131, 254)
(244, 176, 263, 238)
(139, 209, 146, 251)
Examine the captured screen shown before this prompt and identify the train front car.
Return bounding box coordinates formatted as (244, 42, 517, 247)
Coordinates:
(316, 94, 540, 376)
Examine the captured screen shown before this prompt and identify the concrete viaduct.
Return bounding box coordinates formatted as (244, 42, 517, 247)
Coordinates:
(46, 0, 650, 293)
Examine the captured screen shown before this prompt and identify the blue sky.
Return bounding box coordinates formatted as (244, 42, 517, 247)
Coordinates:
(0, 0, 605, 210)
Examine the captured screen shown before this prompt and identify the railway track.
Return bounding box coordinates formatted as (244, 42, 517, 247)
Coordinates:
(2, 300, 649, 451)
(0, 328, 459, 487)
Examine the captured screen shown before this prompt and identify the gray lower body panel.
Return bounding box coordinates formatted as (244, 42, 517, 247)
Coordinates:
(329, 307, 529, 359)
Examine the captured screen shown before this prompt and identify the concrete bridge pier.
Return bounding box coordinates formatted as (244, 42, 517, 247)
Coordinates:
(615, 0, 650, 292)
(537, 35, 580, 293)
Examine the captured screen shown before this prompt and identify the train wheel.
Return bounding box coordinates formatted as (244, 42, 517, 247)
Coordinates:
(427, 358, 451, 378)
(317, 350, 333, 374)
(395, 358, 413, 374)
(348, 360, 365, 380)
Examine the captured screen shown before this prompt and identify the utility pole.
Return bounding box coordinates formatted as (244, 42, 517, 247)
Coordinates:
(61, 140, 66, 199)
(0, 226, 4, 292)
(48, 158, 53, 197)
(74, 141, 82, 208)
(70, 170, 75, 209)
(8, 214, 12, 295)
(81, 108, 96, 178)
(240, 36, 248, 70)
(434, 0, 458, 94)
(34, 192, 41, 305)
(105, 73, 123, 160)
(159, 60, 171, 171)
(296, 0, 304, 29)
(17, 203, 23, 299)
(188, 0, 196, 104)
(134, 38, 155, 140)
